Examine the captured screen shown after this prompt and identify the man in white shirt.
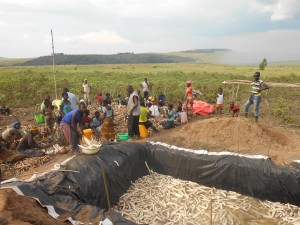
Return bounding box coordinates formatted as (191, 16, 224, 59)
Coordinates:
(127, 85, 141, 138)
(63, 88, 79, 110)
(140, 78, 150, 100)
(82, 79, 91, 105)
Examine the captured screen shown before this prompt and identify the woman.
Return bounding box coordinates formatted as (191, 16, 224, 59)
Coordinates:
(101, 101, 115, 141)
(60, 102, 86, 152)
(60, 92, 72, 116)
(184, 80, 193, 116)
(160, 104, 175, 129)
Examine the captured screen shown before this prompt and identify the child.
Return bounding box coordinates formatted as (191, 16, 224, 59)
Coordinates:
(92, 111, 102, 137)
(174, 105, 182, 126)
(43, 99, 54, 134)
(102, 102, 115, 141)
(229, 101, 240, 117)
(97, 92, 103, 110)
(160, 104, 175, 129)
(60, 92, 72, 116)
(215, 87, 224, 118)
(82, 110, 91, 129)
(139, 100, 158, 133)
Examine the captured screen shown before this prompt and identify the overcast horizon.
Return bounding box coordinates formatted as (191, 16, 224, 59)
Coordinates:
(0, 0, 300, 62)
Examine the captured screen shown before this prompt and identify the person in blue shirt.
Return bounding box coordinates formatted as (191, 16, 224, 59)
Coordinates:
(60, 102, 86, 153)
(158, 92, 166, 106)
(60, 92, 72, 116)
(160, 104, 175, 129)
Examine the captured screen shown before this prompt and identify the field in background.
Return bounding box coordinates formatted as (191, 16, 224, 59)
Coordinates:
(0, 63, 300, 126)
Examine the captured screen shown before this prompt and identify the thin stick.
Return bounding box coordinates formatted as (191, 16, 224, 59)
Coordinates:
(235, 85, 240, 99)
(101, 164, 114, 224)
(237, 120, 240, 152)
(210, 199, 212, 225)
(51, 29, 58, 100)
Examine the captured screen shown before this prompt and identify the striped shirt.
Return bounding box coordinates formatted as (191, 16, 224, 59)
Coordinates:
(251, 79, 264, 96)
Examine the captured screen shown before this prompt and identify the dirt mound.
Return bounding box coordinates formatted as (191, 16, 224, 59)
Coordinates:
(0, 189, 68, 225)
(150, 117, 300, 164)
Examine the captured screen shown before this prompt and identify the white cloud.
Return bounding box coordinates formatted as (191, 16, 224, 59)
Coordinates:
(22, 33, 31, 39)
(62, 31, 130, 44)
(265, 0, 300, 21)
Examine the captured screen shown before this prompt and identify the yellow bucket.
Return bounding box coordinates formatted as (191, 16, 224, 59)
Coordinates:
(82, 128, 93, 143)
(139, 125, 148, 138)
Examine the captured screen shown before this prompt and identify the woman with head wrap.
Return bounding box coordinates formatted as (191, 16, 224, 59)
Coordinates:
(184, 80, 193, 116)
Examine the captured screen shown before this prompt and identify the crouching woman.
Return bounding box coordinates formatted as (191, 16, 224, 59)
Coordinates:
(60, 102, 86, 153)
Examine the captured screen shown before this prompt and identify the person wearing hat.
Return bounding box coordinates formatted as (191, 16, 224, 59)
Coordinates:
(16, 127, 45, 157)
(184, 80, 193, 116)
(82, 79, 91, 105)
(0, 121, 22, 150)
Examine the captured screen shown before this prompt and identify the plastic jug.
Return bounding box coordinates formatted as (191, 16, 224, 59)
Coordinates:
(181, 111, 188, 124)
(82, 128, 93, 143)
(139, 125, 149, 138)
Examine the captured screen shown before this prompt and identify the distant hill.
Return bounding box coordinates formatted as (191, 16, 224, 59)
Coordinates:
(17, 53, 194, 66)
(180, 49, 230, 53)
(0, 58, 33, 67)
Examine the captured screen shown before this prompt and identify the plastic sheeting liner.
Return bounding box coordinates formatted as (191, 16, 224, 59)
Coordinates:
(2, 142, 300, 224)
(192, 100, 214, 115)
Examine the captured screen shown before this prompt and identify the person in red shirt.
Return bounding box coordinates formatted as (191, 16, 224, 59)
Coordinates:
(184, 80, 193, 116)
(82, 109, 91, 129)
(97, 92, 103, 110)
(229, 101, 240, 117)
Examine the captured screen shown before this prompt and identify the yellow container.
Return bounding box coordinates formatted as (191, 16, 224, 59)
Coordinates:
(82, 128, 93, 143)
(139, 125, 148, 138)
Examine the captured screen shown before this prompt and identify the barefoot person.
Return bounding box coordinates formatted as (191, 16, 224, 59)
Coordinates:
(127, 85, 141, 138)
(244, 72, 269, 122)
(184, 80, 193, 116)
(140, 78, 150, 100)
(16, 128, 45, 157)
(215, 87, 224, 118)
(60, 102, 86, 152)
(229, 101, 240, 117)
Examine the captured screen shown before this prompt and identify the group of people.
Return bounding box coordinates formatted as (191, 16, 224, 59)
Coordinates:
(0, 72, 269, 158)
(213, 71, 269, 122)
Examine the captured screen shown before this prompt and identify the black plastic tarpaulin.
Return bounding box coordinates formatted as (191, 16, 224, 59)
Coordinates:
(1, 141, 300, 224)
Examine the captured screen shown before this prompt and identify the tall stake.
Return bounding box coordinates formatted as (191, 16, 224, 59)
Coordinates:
(51, 29, 58, 99)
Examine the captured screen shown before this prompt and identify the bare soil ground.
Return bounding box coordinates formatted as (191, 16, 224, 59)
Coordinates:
(1, 107, 300, 224)
(150, 117, 300, 164)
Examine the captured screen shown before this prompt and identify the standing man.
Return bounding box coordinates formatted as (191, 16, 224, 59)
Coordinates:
(60, 102, 86, 153)
(82, 79, 91, 105)
(140, 78, 150, 100)
(244, 72, 269, 122)
(63, 88, 80, 110)
(127, 85, 141, 139)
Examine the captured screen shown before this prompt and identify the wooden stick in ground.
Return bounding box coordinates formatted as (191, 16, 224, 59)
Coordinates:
(101, 164, 114, 225)
(235, 85, 240, 99)
(210, 199, 213, 225)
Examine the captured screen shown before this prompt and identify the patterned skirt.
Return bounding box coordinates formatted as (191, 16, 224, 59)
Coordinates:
(101, 118, 115, 140)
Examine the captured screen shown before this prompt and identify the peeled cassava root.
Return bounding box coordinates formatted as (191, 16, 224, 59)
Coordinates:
(115, 170, 300, 225)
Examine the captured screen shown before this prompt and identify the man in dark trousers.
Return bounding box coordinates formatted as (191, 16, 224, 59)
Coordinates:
(127, 85, 141, 139)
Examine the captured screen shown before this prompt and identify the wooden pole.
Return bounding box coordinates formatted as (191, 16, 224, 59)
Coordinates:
(101, 165, 114, 224)
(210, 199, 213, 225)
(51, 29, 58, 100)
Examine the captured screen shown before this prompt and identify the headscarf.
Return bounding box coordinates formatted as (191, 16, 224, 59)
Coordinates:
(12, 120, 21, 128)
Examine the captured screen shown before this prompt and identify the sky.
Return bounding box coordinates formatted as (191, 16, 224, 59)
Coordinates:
(0, 0, 300, 62)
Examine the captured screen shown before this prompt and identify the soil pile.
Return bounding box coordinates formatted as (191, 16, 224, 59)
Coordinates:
(150, 117, 300, 164)
(0, 189, 68, 225)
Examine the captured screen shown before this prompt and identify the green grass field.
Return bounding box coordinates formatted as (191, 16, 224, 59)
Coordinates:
(0, 63, 300, 125)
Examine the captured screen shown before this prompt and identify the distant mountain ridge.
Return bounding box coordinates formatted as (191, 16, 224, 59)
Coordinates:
(16, 53, 195, 66)
(180, 49, 230, 53)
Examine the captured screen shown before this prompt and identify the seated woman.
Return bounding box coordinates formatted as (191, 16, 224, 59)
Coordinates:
(92, 111, 102, 136)
(139, 100, 158, 133)
(158, 92, 166, 106)
(16, 128, 45, 157)
(0, 121, 22, 150)
(160, 104, 175, 129)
